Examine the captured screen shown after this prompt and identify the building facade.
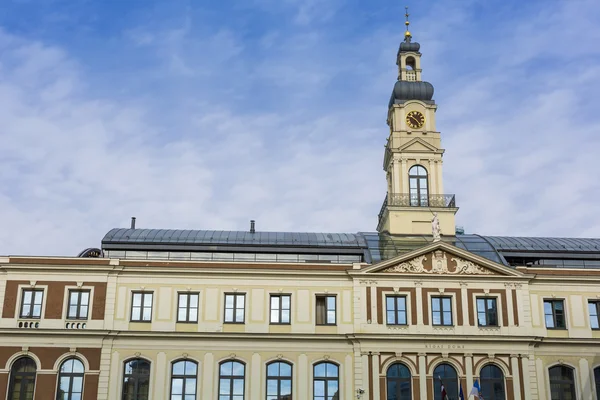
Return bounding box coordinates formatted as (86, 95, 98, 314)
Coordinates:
(1, 25, 600, 400)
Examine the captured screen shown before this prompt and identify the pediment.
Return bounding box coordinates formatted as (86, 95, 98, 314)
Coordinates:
(397, 138, 439, 153)
(362, 241, 522, 277)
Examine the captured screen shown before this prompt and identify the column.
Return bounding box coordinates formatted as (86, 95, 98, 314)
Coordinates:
(578, 358, 591, 400)
(415, 282, 424, 326)
(460, 282, 469, 326)
(153, 352, 167, 399)
(510, 355, 521, 400)
(108, 350, 120, 400)
(394, 158, 402, 194)
(535, 358, 546, 400)
(429, 159, 437, 195)
(521, 355, 533, 400)
(436, 160, 444, 194)
(506, 284, 515, 327)
(298, 354, 308, 399)
(361, 353, 370, 398)
(371, 353, 380, 400)
(251, 353, 261, 399)
(345, 355, 354, 400)
(401, 158, 408, 193)
(465, 354, 473, 390)
(418, 353, 427, 399)
(202, 353, 214, 399)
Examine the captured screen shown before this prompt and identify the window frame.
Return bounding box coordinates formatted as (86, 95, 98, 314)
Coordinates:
(479, 364, 506, 400)
(386, 363, 412, 400)
(315, 294, 337, 326)
(548, 365, 577, 400)
(177, 292, 199, 323)
(57, 358, 85, 400)
(19, 289, 44, 319)
(223, 293, 246, 324)
(594, 366, 600, 400)
(476, 297, 498, 327)
(385, 295, 408, 326)
(588, 300, 600, 330)
(313, 361, 339, 400)
(130, 292, 154, 323)
(270, 294, 291, 325)
(544, 299, 566, 329)
(266, 361, 293, 400)
(408, 165, 429, 207)
(8, 357, 37, 400)
(122, 358, 151, 400)
(218, 360, 246, 400)
(170, 359, 198, 400)
(433, 363, 458, 400)
(431, 296, 453, 326)
(66, 290, 91, 320)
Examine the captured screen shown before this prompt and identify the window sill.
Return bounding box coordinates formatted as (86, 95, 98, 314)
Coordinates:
(176, 321, 199, 324)
(546, 327, 567, 330)
(223, 321, 246, 325)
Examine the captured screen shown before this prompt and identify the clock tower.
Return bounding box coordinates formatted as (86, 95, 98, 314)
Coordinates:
(377, 9, 458, 236)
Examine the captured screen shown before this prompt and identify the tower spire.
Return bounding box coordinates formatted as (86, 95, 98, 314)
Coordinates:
(404, 6, 412, 42)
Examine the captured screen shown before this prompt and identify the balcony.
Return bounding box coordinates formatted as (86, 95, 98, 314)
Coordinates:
(378, 193, 457, 221)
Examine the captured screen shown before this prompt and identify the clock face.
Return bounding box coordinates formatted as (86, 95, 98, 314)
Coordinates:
(406, 111, 425, 129)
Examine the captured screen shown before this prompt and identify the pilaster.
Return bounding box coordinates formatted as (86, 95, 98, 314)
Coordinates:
(418, 353, 427, 399)
(510, 355, 521, 400)
(371, 353, 380, 400)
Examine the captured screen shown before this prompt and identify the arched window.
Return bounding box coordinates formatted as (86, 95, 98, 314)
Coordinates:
(408, 165, 428, 206)
(266, 361, 292, 399)
(433, 364, 458, 400)
(122, 358, 151, 400)
(170, 360, 197, 400)
(57, 358, 85, 400)
(594, 366, 600, 400)
(480, 364, 505, 400)
(549, 366, 576, 400)
(313, 362, 339, 400)
(8, 357, 36, 400)
(219, 360, 245, 400)
(386, 363, 411, 400)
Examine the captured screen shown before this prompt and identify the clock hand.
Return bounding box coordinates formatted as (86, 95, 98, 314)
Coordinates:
(409, 116, 419, 126)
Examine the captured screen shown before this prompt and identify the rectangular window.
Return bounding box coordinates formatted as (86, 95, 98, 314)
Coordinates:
(431, 296, 453, 326)
(177, 293, 199, 323)
(270, 294, 291, 324)
(386, 295, 407, 325)
(589, 301, 600, 330)
(476, 297, 498, 326)
(224, 293, 245, 323)
(20, 289, 44, 319)
(131, 292, 153, 322)
(316, 295, 336, 325)
(67, 290, 90, 319)
(544, 299, 566, 329)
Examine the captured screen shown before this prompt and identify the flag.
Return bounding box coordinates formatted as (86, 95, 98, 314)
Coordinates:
(469, 379, 483, 399)
(459, 384, 465, 400)
(441, 384, 447, 400)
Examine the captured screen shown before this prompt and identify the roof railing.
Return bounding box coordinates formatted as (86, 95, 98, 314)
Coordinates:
(378, 193, 457, 221)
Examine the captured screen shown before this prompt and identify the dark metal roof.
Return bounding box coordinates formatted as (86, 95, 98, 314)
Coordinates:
(481, 236, 600, 253)
(103, 228, 366, 248)
(101, 228, 600, 267)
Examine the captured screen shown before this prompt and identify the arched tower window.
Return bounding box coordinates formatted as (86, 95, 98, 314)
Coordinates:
(122, 358, 151, 400)
(170, 360, 198, 400)
(266, 361, 292, 399)
(57, 358, 85, 400)
(219, 360, 245, 400)
(313, 362, 339, 400)
(480, 364, 505, 400)
(405, 56, 416, 71)
(549, 366, 576, 400)
(386, 363, 411, 400)
(8, 357, 36, 400)
(409, 165, 429, 206)
(433, 363, 458, 400)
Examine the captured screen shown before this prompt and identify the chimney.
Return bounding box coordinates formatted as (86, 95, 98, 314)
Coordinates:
(250, 220, 256, 234)
(131, 217, 136, 229)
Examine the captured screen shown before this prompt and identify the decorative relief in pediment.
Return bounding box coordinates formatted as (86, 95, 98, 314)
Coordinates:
(381, 251, 495, 275)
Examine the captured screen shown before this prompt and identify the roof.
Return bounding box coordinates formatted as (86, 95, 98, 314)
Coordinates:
(101, 228, 600, 267)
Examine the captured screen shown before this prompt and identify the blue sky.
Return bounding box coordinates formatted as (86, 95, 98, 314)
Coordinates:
(1, 0, 600, 255)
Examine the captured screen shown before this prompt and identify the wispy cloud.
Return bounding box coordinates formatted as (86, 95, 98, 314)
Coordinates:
(0, 0, 599, 256)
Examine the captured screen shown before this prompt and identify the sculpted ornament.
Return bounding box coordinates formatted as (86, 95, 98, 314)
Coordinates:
(382, 252, 495, 275)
